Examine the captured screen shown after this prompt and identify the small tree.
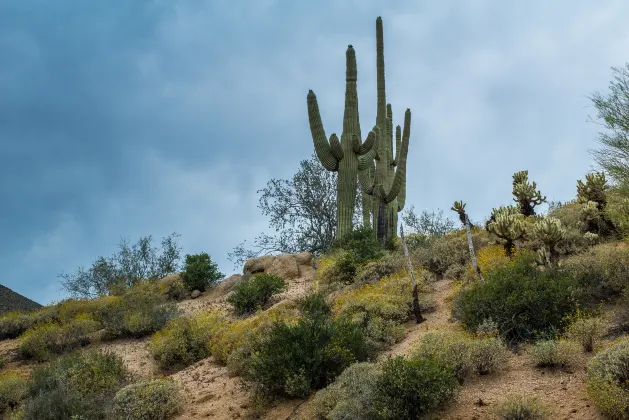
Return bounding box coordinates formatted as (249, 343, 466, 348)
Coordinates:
(181, 253, 223, 292)
(401, 206, 456, 236)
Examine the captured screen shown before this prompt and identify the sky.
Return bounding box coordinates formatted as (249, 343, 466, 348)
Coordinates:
(1, 0, 628, 305)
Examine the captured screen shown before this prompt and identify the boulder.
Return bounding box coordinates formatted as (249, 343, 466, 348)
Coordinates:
(190, 290, 201, 299)
(243, 252, 314, 280)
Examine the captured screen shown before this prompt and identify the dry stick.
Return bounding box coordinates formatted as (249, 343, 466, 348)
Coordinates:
(400, 224, 426, 324)
(464, 214, 484, 282)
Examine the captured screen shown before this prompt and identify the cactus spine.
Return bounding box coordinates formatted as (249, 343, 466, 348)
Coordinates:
(359, 17, 411, 245)
(307, 45, 376, 239)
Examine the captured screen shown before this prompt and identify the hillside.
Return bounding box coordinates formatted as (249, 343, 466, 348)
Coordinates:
(0, 285, 41, 315)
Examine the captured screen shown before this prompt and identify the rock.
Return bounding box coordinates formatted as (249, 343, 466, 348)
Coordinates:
(191, 290, 201, 299)
(243, 253, 306, 280)
(216, 274, 243, 295)
(294, 252, 313, 266)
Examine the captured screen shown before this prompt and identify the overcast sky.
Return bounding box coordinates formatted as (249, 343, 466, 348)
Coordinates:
(2, 1, 627, 305)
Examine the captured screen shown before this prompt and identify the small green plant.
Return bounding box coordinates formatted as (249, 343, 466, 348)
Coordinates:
(0, 370, 28, 414)
(565, 313, 607, 352)
(149, 317, 212, 370)
(530, 339, 580, 368)
(112, 379, 183, 420)
(243, 293, 369, 398)
(586, 338, 629, 419)
(227, 273, 286, 315)
(373, 356, 457, 420)
(331, 226, 383, 264)
(181, 252, 223, 292)
(18, 316, 101, 361)
(495, 394, 546, 420)
(452, 253, 583, 343)
(23, 350, 129, 419)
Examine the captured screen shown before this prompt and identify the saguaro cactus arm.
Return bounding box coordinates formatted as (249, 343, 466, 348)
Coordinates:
(385, 109, 411, 203)
(307, 90, 340, 171)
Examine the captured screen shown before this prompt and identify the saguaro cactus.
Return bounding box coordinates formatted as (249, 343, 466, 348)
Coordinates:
(359, 16, 412, 245)
(307, 45, 376, 239)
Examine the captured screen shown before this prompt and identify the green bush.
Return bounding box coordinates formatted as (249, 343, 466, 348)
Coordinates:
(243, 293, 369, 398)
(0, 370, 28, 413)
(354, 258, 396, 285)
(149, 317, 211, 370)
(452, 254, 583, 343)
(414, 331, 508, 382)
(311, 362, 381, 420)
(97, 282, 178, 339)
(530, 339, 580, 368)
(331, 226, 383, 264)
(495, 394, 546, 420)
(411, 233, 474, 280)
(227, 273, 286, 315)
(373, 356, 457, 420)
(112, 379, 182, 420)
(18, 316, 101, 361)
(586, 338, 629, 419)
(563, 243, 629, 302)
(23, 350, 129, 419)
(0, 306, 59, 340)
(565, 314, 607, 352)
(181, 252, 223, 292)
(157, 274, 187, 301)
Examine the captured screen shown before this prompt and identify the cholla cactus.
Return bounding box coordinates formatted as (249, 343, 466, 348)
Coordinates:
(577, 172, 608, 208)
(487, 206, 527, 256)
(512, 170, 546, 216)
(536, 247, 549, 266)
(451, 201, 483, 281)
(583, 231, 600, 246)
(533, 217, 566, 264)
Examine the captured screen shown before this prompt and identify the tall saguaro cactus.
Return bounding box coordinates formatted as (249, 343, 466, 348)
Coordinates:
(307, 45, 376, 239)
(359, 16, 412, 245)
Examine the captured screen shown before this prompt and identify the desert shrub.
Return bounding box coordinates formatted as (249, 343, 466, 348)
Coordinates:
(452, 253, 584, 343)
(373, 356, 457, 420)
(606, 189, 629, 237)
(312, 362, 381, 420)
(315, 251, 358, 288)
(495, 394, 546, 420)
(476, 244, 512, 273)
(530, 339, 580, 368)
(18, 316, 101, 361)
(209, 304, 299, 365)
(331, 226, 383, 264)
(157, 274, 187, 301)
(415, 331, 508, 382)
(565, 313, 607, 352)
(23, 350, 129, 419)
(112, 379, 182, 420)
(563, 242, 629, 302)
(411, 233, 473, 279)
(333, 273, 431, 351)
(97, 282, 178, 339)
(0, 305, 61, 340)
(227, 273, 286, 315)
(586, 338, 629, 419)
(243, 293, 369, 398)
(149, 316, 213, 370)
(181, 252, 223, 292)
(548, 200, 591, 255)
(0, 370, 28, 413)
(354, 258, 396, 285)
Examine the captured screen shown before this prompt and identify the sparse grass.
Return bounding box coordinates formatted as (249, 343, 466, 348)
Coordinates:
(0, 370, 28, 414)
(565, 314, 607, 352)
(530, 339, 580, 368)
(495, 394, 546, 420)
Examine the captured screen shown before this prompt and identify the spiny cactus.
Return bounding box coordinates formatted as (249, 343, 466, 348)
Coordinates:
(487, 206, 527, 256)
(533, 217, 566, 264)
(307, 45, 377, 239)
(512, 170, 546, 216)
(576, 172, 617, 237)
(358, 17, 411, 245)
(451, 201, 483, 281)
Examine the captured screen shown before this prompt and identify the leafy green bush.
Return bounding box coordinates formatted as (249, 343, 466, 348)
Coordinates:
(149, 317, 212, 370)
(452, 254, 583, 343)
(331, 226, 383, 264)
(311, 362, 381, 420)
(373, 356, 457, 419)
(315, 251, 358, 288)
(563, 243, 629, 302)
(414, 331, 508, 382)
(23, 350, 129, 419)
(181, 252, 223, 292)
(227, 273, 286, 315)
(18, 316, 101, 361)
(0, 370, 28, 413)
(495, 394, 546, 420)
(97, 282, 178, 339)
(243, 293, 369, 397)
(530, 339, 580, 368)
(112, 379, 182, 420)
(586, 338, 629, 419)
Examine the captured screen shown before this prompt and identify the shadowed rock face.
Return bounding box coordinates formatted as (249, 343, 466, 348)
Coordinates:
(0, 284, 42, 314)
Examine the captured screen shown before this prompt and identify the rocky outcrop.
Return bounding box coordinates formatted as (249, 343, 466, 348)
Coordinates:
(243, 252, 314, 280)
